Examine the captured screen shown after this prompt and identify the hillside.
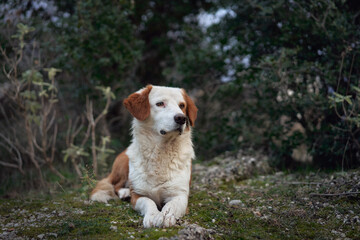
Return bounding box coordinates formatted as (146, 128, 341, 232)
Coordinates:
(1, 153, 359, 239)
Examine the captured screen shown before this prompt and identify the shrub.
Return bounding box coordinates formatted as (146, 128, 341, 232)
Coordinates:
(169, 0, 360, 168)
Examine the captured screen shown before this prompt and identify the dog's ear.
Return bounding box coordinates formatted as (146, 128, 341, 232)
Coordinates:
(123, 85, 152, 121)
(182, 89, 198, 127)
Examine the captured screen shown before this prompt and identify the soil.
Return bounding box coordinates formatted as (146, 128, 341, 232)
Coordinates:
(0, 151, 359, 239)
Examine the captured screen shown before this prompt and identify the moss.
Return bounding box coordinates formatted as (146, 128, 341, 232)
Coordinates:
(1, 171, 360, 239)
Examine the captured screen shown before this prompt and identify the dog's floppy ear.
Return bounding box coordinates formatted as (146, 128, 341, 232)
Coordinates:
(182, 89, 198, 127)
(123, 85, 152, 121)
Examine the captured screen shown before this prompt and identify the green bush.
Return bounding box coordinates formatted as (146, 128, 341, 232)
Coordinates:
(55, 0, 143, 93)
(170, 0, 360, 168)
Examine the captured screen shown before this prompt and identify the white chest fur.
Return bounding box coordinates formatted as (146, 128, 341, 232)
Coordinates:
(127, 127, 194, 207)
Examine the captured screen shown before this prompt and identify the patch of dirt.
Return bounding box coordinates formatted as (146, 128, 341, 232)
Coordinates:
(159, 224, 215, 240)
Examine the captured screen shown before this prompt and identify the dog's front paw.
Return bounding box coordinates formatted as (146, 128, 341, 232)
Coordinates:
(163, 214, 176, 227)
(143, 212, 164, 228)
(161, 205, 177, 227)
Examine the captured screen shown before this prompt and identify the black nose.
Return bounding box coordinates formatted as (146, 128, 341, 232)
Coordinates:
(174, 114, 186, 125)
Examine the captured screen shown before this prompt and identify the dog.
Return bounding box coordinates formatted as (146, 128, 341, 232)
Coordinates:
(90, 85, 198, 228)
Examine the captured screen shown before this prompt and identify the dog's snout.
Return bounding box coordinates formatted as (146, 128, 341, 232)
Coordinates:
(174, 114, 186, 125)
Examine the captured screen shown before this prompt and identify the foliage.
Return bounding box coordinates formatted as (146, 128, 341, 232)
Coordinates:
(55, 0, 143, 92)
(1, 0, 360, 194)
(0, 21, 117, 191)
(63, 86, 116, 178)
(169, 0, 360, 168)
(0, 23, 64, 186)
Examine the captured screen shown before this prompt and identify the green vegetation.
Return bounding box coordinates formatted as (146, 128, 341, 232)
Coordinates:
(1, 0, 359, 190)
(0, 1, 360, 238)
(1, 167, 359, 239)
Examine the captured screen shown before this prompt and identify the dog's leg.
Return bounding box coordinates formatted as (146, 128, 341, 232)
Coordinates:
(132, 194, 164, 228)
(161, 195, 188, 227)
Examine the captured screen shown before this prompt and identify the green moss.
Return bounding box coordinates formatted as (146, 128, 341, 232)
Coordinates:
(1, 171, 359, 239)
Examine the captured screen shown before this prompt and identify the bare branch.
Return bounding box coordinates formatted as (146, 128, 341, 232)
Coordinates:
(310, 192, 360, 197)
(0, 133, 23, 169)
(46, 110, 56, 133)
(81, 97, 92, 147)
(50, 124, 58, 164)
(66, 118, 72, 146)
(282, 181, 324, 185)
(71, 117, 84, 143)
(0, 160, 19, 169)
(0, 141, 24, 175)
(34, 138, 44, 152)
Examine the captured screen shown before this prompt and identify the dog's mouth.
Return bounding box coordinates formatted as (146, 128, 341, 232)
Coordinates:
(160, 127, 183, 136)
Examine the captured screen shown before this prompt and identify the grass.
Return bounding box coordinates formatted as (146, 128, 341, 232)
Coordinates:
(1, 170, 359, 239)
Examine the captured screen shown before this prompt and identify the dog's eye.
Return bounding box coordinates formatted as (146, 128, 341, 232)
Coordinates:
(156, 102, 164, 107)
(179, 103, 185, 109)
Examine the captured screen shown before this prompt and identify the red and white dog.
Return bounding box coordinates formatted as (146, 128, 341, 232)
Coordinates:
(90, 85, 198, 228)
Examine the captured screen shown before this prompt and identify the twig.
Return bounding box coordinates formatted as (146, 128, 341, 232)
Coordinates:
(0, 133, 23, 170)
(282, 181, 323, 185)
(56, 181, 66, 193)
(342, 138, 350, 172)
(310, 192, 360, 197)
(0, 159, 19, 169)
(336, 51, 345, 92)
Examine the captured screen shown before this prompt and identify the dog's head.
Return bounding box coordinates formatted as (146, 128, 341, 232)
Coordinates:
(123, 85, 198, 136)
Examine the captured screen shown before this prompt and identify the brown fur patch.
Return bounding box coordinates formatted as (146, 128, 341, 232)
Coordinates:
(91, 150, 129, 198)
(90, 177, 117, 198)
(123, 85, 153, 121)
(109, 150, 129, 194)
(130, 190, 143, 209)
(182, 90, 198, 127)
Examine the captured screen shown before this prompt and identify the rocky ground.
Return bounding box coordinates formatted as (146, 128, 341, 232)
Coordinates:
(0, 151, 359, 239)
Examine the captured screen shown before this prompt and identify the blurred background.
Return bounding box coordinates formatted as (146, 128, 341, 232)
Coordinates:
(0, 0, 359, 195)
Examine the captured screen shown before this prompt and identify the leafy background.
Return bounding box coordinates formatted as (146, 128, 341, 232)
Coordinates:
(0, 0, 359, 194)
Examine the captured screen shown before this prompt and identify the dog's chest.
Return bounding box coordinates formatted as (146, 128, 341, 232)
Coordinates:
(131, 144, 191, 183)
(127, 139, 193, 203)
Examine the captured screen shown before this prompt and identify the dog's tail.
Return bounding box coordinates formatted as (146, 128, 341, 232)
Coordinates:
(90, 150, 129, 203)
(90, 177, 117, 203)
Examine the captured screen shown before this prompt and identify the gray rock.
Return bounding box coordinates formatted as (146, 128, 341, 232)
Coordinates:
(161, 224, 215, 240)
(37, 234, 45, 239)
(192, 150, 271, 186)
(229, 200, 242, 206)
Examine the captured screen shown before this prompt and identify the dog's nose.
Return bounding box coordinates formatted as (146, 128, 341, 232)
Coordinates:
(174, 114, 186, 125)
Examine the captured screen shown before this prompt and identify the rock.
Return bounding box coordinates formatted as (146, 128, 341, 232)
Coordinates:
(37, 234, 45, 239)
(229, 200, 242, 206)
(192, 150, 271, 186)
(58, 211, 66, 217)
(110, 225, 117, 231)
(162, 224, 215, 240)
(0, 231, 19, 240)
(48, 233, 58, 237)
(73, 208, 85, 215)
